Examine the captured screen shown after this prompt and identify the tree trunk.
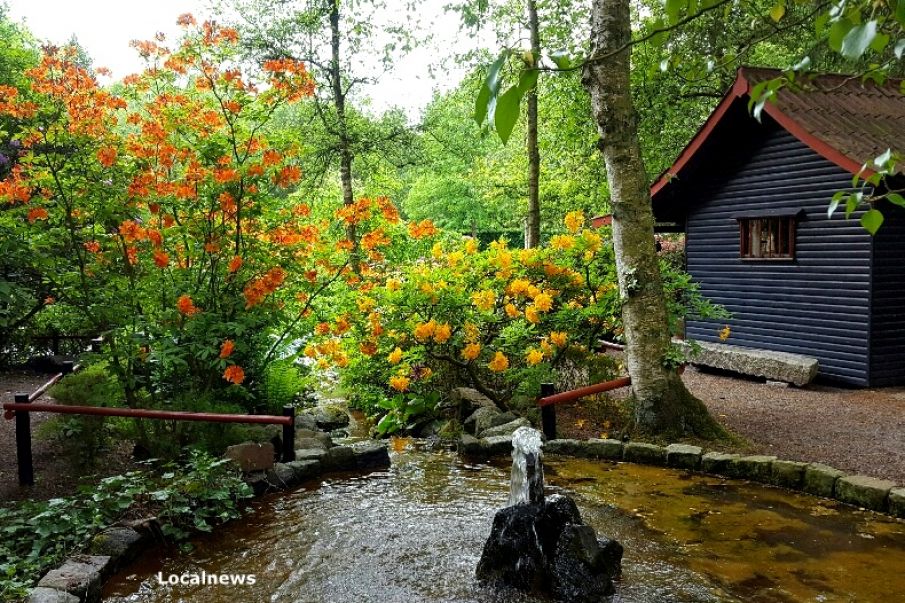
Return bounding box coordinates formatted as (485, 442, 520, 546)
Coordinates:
(524, 0, 541, 249)
(329, 1, 358, 251)
(581, 0, 723, 438)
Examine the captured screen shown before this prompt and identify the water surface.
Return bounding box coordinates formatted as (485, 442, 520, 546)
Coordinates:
(103, 445, 905, 602)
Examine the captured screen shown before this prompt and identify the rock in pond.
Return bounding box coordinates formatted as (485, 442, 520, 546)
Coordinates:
(352, 441, 391, 469)
(463, 406, 501, 436)
(27, 588, 80, 603)
(479, 418, 531, 438)
(476, 494, 621, 602)
(37, 555, 111, 603)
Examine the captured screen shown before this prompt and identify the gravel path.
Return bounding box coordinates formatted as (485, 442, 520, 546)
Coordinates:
(686, 367, 905, 483)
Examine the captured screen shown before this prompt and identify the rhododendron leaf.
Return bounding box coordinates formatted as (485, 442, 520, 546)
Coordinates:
(494, 85, 523, 145)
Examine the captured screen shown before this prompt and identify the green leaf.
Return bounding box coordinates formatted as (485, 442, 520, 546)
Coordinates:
(494, 85, 524, 144)
(886, 193, 905, 208)
(845, 191, 863, 218)
(474, 82, 492, 125)
(860, 208, 884, 234)
(841, 21, 877, 59)
(828, 191, 847, 218)
(665, 0, 686, 25)
(517, 68, 539, 95)
(549, 51, 572, 69)
(828, 18, 853, 53)
(870, 32, 890, 53)
(770, 2, 785, 22)
(897, 0, 905, 26)
(873, 148, 892, 169)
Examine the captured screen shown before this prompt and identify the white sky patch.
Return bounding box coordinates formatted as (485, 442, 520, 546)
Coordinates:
(6, 0, 486, 120)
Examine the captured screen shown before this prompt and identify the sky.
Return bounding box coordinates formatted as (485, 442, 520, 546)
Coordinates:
(6, 0, 483, 119)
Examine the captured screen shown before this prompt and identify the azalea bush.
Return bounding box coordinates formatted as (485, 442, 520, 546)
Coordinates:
(305, 210, 723, 432)
(0, 16, 400, 453)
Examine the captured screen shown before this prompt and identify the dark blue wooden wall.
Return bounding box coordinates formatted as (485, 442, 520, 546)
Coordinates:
(681, 119, 874, 385)
(870, 198, 905, 386)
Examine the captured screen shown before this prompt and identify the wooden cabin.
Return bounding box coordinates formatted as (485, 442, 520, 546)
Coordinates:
(632, 67, 904, 386)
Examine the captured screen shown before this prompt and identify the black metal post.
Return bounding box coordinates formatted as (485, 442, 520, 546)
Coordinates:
(14, 393, 34, 486)
(282, 405, 296, 462)
(90, 337, 103, 353)
(61, 360, 75, 375)
(540, 382, 556, 441)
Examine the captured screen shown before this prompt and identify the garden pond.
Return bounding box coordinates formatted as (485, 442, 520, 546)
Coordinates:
(103, 442, 905, 602)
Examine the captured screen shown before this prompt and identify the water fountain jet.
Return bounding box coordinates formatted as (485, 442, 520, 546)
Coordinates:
(476, 426, 623, 602)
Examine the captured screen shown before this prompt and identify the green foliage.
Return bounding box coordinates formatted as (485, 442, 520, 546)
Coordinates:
(0, 450, 251, 600)
(44, 363, 124, 463)
(260, 359, 310, 412)
(375, 391, 441, 436)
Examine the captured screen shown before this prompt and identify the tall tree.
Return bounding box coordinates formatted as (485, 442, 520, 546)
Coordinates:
(581, 0, 723, 437)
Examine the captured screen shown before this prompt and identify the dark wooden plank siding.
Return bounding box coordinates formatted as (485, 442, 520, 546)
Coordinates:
(682, 121, 873, 385)
(870, 200, 905, 385)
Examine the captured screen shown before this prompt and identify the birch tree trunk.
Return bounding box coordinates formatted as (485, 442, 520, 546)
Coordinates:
(524, 0, 541, 248)
(329, 0, 358, 252)
(581, 0, 723, 438)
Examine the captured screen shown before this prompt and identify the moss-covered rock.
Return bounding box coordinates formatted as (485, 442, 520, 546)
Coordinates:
(802, 463, 845, 497)
(769, 460, 808, 489)
(727, 455, 777, 482)
(701, 452, 740, 474)
(665, 444, 702, 470)
(835, 475, 895, 511)
(623, 442, 667, 466)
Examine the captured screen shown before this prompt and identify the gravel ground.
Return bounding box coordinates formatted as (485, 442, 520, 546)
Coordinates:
(686, 367, 905, 483)
(1, 371, 136, 504)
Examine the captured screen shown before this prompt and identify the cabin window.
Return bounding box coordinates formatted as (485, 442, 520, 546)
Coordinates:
(738, 216, 796, 259)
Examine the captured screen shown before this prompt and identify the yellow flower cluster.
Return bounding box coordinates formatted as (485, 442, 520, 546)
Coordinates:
(525, 348, 544, 365)
(461, 342, 481, 361)
(488, 351, 509, 372)
(564, 210, 585, 233)
(389, 375, 410, 391)
(472, 289, 495, 311)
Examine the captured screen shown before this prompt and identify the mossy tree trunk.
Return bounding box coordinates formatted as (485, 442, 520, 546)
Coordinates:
(524, 0, 541, 249)
(581, 0, 723, 438)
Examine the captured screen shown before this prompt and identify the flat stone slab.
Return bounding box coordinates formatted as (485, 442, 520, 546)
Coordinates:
(666, 444, 702, 470)
(769, 460, 808, 489)
(584, 439, 624, 460)
(295, 448, 327, 462)
(701, 452, 740, 474)
(267, 463, 297, 487)
(88, 527, 145, 565)
(545, 439, 584, 456)
(450, 387, 498, 415)
(485, 435, 513, 456)
(728, 455, 777, 482)
(224, 442, 275, 472)
(889, 488, 905, 519)
(803, 463, 845, 497)
(27, 588, 80, 603)
(295, 436, 331, 451)
(322, 445, 356, 470)
(352, 441, 391, 469)
(286, 459, 321, 480)
(37, 555, 111, 602)
(479, 417, 531, 438)
(835, 475, 896, 511)
(623, 442, 667, 466)
(459, 433, 486, 456)
(681, 340, 818, 386)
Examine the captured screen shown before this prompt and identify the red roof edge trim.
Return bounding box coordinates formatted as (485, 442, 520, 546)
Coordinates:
(649, 68, 876, 201)
(759, 101, 873, 179)
(649, 74, 749, 198)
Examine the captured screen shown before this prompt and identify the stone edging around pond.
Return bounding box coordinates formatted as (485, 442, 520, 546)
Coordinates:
(25, 438, 391, 603)
(459, 434, 905, 520)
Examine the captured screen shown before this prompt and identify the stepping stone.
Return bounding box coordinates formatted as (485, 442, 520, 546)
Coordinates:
(666, 444, 702, 470)
(835, 475, 896, 511)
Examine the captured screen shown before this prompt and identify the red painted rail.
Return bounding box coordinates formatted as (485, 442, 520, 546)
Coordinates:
(538, 376, 632, 407)
(2, 403, 292, 425)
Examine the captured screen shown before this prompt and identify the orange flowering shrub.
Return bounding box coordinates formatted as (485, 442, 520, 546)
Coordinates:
(0, 18, 384, 417)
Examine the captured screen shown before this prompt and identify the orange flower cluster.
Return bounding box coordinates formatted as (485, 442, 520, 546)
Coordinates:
(261, 57, 315, 102)
(97, 147, 117, 167)
(243, 266, 286, 308)
(0, 168, 32, 204)
(219, 339, 235, 358)
(223, 365, 245, 384)
(361, 228, 390, 251)
(176, 294, 200, 316)
(119, 220, 147, 243)
(408, 219, 438, 239)
(336, 197, 373, 225)
(27, 207, 48, 222)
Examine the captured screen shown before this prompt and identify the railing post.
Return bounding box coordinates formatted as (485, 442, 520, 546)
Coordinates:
(61, 360, 75, 375)
(540, 382, 556, 441)
(14, 393, 34, 486)
(282, 405, 296, 462)
(90, 337, 103, 353)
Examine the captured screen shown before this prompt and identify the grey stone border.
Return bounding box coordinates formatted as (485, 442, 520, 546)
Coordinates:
(26, 441, 391, 603)
(459, 435, 905, 521)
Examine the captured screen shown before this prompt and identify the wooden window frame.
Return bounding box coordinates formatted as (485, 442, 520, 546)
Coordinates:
(738, 216, 796, 260)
